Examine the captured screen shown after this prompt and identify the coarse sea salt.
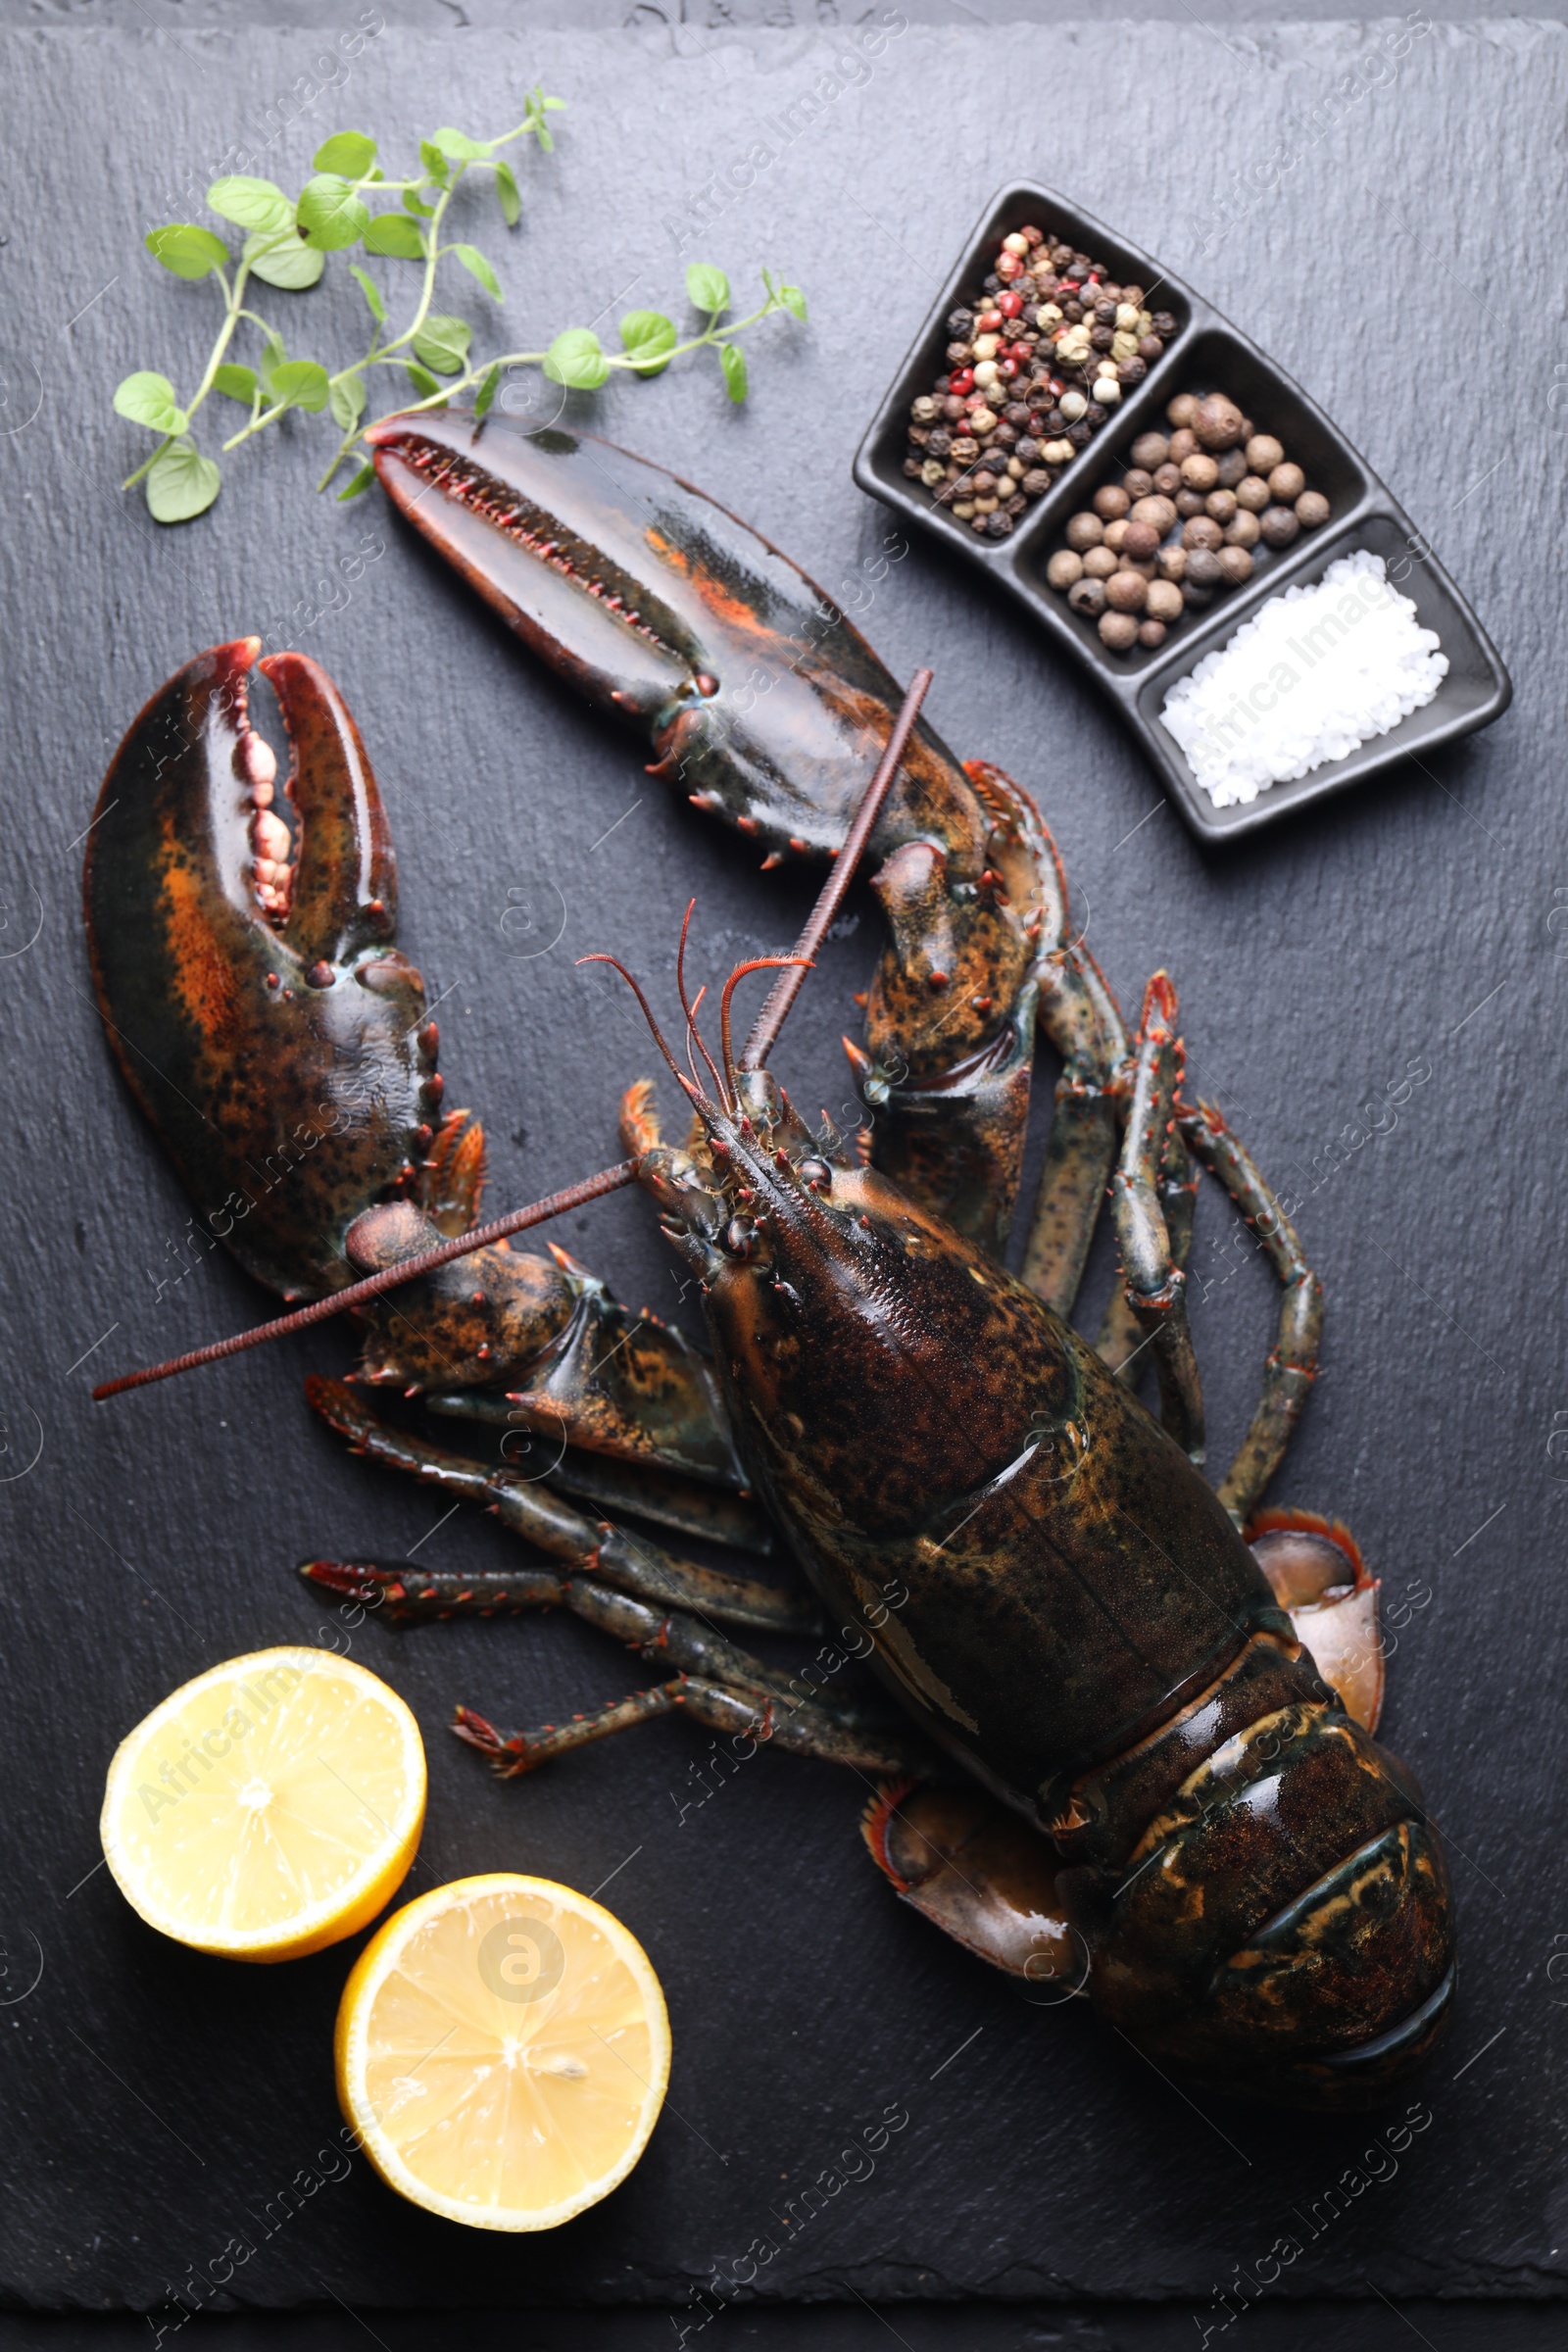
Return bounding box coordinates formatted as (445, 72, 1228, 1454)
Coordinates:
(1158, 550, 1447, 808)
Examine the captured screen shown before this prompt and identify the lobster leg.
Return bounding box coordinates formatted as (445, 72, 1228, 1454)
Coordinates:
(1179, 1100, 1324, 1519)
(457, 1680, 928, 1780)
(447, 1577, 931, 1779)
(1107, 977, 1204, 1465)
(306, 1376, 819, 1636)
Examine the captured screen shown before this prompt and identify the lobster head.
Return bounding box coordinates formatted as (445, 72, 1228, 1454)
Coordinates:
(84, 640, 437, 1299)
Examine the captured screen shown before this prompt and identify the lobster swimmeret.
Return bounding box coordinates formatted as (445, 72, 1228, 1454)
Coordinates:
(84, 414, 1452, 2110)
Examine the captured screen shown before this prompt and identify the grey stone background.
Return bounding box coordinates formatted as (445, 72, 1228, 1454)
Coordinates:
(1, 7, 1565, 2345)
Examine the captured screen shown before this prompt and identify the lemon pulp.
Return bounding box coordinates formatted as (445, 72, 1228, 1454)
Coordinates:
(101, 1647, 425, 1961)
(335, 1873, 670, 2230)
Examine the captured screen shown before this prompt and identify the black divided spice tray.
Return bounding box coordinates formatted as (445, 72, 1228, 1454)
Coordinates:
(853, 181, 1511, 844)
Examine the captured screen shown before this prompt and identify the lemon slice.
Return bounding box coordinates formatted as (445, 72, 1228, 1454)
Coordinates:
(101, 1647, 425, 1962)
(335, 1873, 670, 2230)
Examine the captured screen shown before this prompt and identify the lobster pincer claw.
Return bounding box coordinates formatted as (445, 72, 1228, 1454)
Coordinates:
(84, 640, 435, 1299)
(367, 413, 1060, 1247)
(364, 411, 990, 870)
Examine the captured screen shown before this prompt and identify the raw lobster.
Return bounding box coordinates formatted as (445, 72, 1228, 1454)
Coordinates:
(84, 416, 1451, 2109)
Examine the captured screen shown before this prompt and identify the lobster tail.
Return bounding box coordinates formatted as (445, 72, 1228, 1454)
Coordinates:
(1068, 1680, 1453, 2109)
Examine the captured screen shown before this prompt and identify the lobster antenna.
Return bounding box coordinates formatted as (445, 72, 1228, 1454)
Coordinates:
(739, 665, 933, 1072)
(577, 952, 721, 1123)
(674, 899, 729, 1106)
(720, 957, 811, 1096)
(92, 1159, 639, 1403)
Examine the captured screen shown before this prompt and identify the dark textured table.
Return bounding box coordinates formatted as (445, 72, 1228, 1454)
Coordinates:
(2, 9, 1565, 2342)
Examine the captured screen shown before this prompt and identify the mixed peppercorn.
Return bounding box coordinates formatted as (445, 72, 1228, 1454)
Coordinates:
(1044, 391, 1334, 653)
(901, 222, 1179, 538)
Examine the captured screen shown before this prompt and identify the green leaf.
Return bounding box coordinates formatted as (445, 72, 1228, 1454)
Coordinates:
(244, 228, 324, 291)
(145, 222, 229, 279)
(261, 329, 288, 383)
(208, 175, 292, 234)
(114, 370, 187, 433)
(329, 373, 368, 430)
(268, 360, 331, 413)
(405, 362, 442, 399)
(402, 188, 436, 219)
(337, 460, 377, 501)
(145, 438, 220, 524)
(780, 282, 808, 322)
(296, 174, 369, 252)
(412, 314, 471, 375)
(419, 140, 450, 186)
(494, 158, 521, 227)
(433, 127, 489, 161)
(349, 264, 386, 324)
(685, 262, 729, 315)
(364, 213, 424, 259)
(452, 243, 502, 300)
(212, 363, 258, 406)
(473, 363, 500, 420)
(313, 131, 376, 177)
(721, 343, 749, 404)
(543, 327, 610, 391)
(619, 309, 676, 376)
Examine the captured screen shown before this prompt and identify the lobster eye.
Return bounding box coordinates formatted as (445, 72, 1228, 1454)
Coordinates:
(725, 1216, 760, 1258)
(797, 1156, 832, 1192)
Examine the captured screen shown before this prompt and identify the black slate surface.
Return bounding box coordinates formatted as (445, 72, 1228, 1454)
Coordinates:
(2, 10, 1565, 2322)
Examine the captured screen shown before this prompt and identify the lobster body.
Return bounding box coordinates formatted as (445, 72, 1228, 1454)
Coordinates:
(655, 1079, 1453, 2108)
(84, 421, 1454, 2114)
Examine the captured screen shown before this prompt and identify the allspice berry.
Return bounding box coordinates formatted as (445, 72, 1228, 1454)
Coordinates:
(1180, 452, 1219, 492)
(1121, 519, 1160, 562)
(1102, 517, 1130, 554)
(1131, 494, 1178, 536)
(1217, 545, 1254, 586)
(1245, 434, 1285, 476)
(1083, 545, 1119, 579)
(1155, 545, 1188, 583)
(1105, 569, 1149, 612)
(1214, 448, 1249, 490)
(1224, 509, 1261, 550)
(1099, 610, 1141, 651)
(1047, 549, 1084, 589)
(1192, 392, 1246, 451)
(1167, 427, 1198, 463)
(1259, 505, 1300, 549)
(1182, 515, 1224, 552)
(1145, 578, 1185, 622)
(1131, 432, 1170, 469)
(1296, 489, 1331, 528)
(1204, 488, 1238, 524)
(1093, 483, 1131, 520)
(1123, 467, 1154, 500)
(1152, 463, 1183, 497)
(1184, 548, 1224, 591)
(1235, 474, 1272, 514)
(1138, 619, 1167, 649)
(1166, 392, 1198, 427)
(1065, 512, 1103, 551)
(1267, 462, 1306, 504)
(1068, 576, 1107, 617)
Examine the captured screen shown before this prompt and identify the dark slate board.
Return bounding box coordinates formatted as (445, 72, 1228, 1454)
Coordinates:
(2, 11, 1565, 2321)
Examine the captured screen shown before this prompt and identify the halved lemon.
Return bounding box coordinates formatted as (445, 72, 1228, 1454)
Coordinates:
(101, 1647, 425, 1962)
(334, 1873, 670, 2230)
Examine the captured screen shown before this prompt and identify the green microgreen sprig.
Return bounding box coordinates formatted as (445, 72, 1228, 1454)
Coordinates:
(114, 101, 808, 522)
